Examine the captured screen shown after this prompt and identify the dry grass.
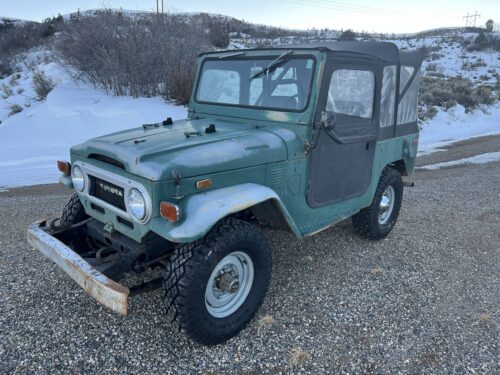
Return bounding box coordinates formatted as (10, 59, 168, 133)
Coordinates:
(479, 313, 491, 321)
(371, 266, 383, 276)
(289, 347, 311, 366)
(257, 314, 275, 328)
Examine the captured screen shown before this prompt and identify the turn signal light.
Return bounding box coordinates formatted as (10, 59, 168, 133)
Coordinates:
(196, 178, 212, 189)
(160, 202, 181, 222)
(57, 160, 70, 175)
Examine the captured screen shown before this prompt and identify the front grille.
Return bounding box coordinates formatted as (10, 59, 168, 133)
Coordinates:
(89, 176, 126, 211)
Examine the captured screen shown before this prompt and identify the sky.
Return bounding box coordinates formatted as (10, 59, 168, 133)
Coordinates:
(1, 0, 499, 33)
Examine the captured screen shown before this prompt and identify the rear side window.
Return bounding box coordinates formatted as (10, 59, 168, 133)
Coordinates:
(327, 69, 375, 118)
(380, 66, 396, 127)
(397, 66, 420, 124)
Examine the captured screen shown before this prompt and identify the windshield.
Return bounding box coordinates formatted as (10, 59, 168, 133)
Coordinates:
(195, 56, 315, 112)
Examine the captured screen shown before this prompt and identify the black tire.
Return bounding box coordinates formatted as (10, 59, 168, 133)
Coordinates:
(352, 167, 403, 240)
(60, 193, 88, 226)
(60, 193, 89, 250)
(162, 217, 272, 345)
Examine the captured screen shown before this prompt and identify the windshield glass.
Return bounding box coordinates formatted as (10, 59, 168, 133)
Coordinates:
(196, 56, 315, 112)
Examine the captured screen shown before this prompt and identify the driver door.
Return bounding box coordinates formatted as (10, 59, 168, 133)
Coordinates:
(307, 57, 380, 207)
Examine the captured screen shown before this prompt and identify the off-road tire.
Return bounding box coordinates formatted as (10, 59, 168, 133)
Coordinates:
(60, 193, 89, 250)
(60, 193, 88, 226)
(352, 167, 403, 240)
(162, 217, 272, 345)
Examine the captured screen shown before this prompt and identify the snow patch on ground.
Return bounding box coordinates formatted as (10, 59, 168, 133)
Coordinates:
(419, 151, 500, 170)
(418, 104, 500, 154)
(0, 75, 187, 188)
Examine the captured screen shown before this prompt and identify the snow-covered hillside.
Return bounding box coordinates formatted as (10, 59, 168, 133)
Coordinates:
(0, 58, 186, 188)
(0, 24, 498, 189)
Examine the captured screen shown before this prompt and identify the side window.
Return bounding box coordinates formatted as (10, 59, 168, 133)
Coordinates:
(327, 69, 375, 118)
(380, 66, 396, 127)
(397, 66, 420, 124)
(197, 69, 240, 104)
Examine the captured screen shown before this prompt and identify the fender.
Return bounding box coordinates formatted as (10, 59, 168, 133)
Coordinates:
(150, 183, 301, 243)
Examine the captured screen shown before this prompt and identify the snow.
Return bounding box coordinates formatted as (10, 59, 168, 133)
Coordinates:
(419, 151, 500, 170)
(0, 65, 187, 188)
(418, 104, 500, 154)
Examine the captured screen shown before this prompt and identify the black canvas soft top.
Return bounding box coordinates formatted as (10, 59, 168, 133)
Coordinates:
(201, 41, 423, 66)
(291, 41, 400, 62)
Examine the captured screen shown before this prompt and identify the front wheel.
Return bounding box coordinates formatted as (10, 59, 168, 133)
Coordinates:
(352, 167, 403, 240)
(162, 218, 272, 345)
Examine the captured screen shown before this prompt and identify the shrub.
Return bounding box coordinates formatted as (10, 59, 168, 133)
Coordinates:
(420, 76, 497, 112)
(417, 105, 437, 122)
(32, 69, 55, 100)
(468, 32, 500, 52)
(1, 83, 12, 99)
(474, 85, 495, 105)
(57, 11, 212, 104)
(209, 23, 230, 48)
(338, 29, 356, 41)
(8, 104, 23, 116)
(426, 63, 438, 72)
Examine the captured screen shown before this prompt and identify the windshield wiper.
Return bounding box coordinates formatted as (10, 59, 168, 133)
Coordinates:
(249, 50, 293, 80)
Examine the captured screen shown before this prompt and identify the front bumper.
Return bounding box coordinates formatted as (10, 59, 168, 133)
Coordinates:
(27, 220, 130, 315)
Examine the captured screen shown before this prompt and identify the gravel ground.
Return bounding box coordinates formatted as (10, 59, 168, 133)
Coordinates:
(0, 138, 499, 374)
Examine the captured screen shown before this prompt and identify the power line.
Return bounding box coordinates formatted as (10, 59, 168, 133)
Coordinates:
(275, 0, 449, 18)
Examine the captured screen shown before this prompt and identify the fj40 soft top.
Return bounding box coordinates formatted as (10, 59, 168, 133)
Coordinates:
(28, 42, 423, 345)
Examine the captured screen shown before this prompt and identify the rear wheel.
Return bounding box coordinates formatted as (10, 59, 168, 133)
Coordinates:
(162, 218, 272, 345)
(352, 167, 403, 240)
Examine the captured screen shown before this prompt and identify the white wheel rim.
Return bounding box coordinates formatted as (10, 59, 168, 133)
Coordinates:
(205, 251, 254, 318)
(378, 185, 395, 225)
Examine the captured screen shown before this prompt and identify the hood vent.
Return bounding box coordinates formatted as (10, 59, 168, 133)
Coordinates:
(88, 154, 125, 170)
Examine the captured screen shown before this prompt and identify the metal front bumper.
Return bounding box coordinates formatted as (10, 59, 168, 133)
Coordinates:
(27, 220, 130, 315)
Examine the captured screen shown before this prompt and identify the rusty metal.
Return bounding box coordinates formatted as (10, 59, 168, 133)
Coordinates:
(27, 220, 130, 315)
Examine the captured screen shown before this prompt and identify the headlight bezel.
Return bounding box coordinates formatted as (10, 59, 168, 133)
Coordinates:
(71, 165, 85, 192)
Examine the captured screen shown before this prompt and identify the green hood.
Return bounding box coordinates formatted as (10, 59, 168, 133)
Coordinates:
(71, 119, 288, 181)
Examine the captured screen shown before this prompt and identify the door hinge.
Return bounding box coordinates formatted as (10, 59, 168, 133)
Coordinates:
(304, 139, 313, 154)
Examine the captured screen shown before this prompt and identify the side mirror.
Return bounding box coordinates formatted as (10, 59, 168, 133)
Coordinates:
(321, 111, 336, 130)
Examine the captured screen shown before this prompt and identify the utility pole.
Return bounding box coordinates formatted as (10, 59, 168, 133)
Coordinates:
(463, 11, 480, 28)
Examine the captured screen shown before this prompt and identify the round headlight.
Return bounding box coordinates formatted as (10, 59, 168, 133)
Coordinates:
(71, 165, 85, 192)
(128, 188, 146, 220)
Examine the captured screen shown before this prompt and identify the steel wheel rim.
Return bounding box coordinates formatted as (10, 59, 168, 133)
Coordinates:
(378, 185, 395, 225)
(205, 251, 254, 318)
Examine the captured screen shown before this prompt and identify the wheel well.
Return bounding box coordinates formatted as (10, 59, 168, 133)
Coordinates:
(228, 199, 291, 232)
(389, 160, 407, 176)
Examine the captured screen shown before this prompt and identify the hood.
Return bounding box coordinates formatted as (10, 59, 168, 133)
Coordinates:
(71, 118, 288, 181)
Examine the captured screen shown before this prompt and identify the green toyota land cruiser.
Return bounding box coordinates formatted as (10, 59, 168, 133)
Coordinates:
(28, 42, 422, 345)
